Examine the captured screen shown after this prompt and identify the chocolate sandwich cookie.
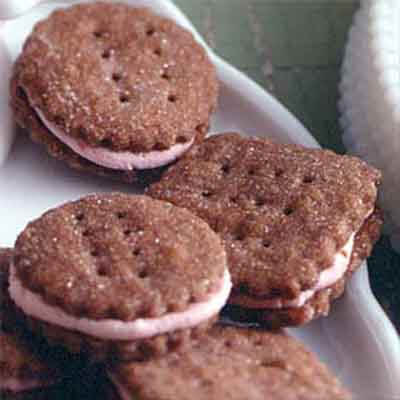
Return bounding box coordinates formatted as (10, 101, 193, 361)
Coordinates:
(109, 325, 351, 400)
(148, 132, 382, 327)
(0, 249, 66, 399)
(10, 2, 218, 182)
(9, 194, 230, 362)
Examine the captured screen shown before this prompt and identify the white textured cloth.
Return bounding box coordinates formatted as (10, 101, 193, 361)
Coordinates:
(339, 0, 400, 251)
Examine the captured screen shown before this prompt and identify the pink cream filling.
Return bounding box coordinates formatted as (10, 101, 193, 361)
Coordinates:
(0, 377, 50, 393)
(9, 267, 231, 341)
(33, 107, 194, 170)
(230, 233, 355, 309)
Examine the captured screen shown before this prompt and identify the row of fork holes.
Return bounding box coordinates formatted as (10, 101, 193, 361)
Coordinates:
(222, 164, 315, 184)
(221, 165, 284, 177)
(93, 26, 157, 40)
(233, 232, 272, 248)
(223, 340, 286, 369)
(201, 191, 294, 216)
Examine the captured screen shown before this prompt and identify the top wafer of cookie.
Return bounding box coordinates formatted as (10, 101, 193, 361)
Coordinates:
(109, 325, 351, 400)
(148, 133, 381, 325)
(10, 2, 218, 178)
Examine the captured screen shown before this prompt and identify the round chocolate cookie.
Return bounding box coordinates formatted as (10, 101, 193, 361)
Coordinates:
(109, 325, 351, 400)
(0, 249, 68, 399)
(147, 132, 382, 327)
(10, 194, 230, 362)
(10, 2, 218, 181)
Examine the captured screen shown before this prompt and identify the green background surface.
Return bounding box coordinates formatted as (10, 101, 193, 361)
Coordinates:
(173, 0, 400, 329)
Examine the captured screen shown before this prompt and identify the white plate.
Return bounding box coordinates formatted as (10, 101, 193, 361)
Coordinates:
(0, 1, 399, 398)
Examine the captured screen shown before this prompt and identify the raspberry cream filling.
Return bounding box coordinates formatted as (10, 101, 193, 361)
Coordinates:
(230, 233, 355, 309)
(0, 377, 49, 392)
(9, 267, 231, 341)
(33, 107, 194, 170)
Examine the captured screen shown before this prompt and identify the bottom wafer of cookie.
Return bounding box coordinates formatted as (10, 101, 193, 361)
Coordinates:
(108, 325, 351, 400)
